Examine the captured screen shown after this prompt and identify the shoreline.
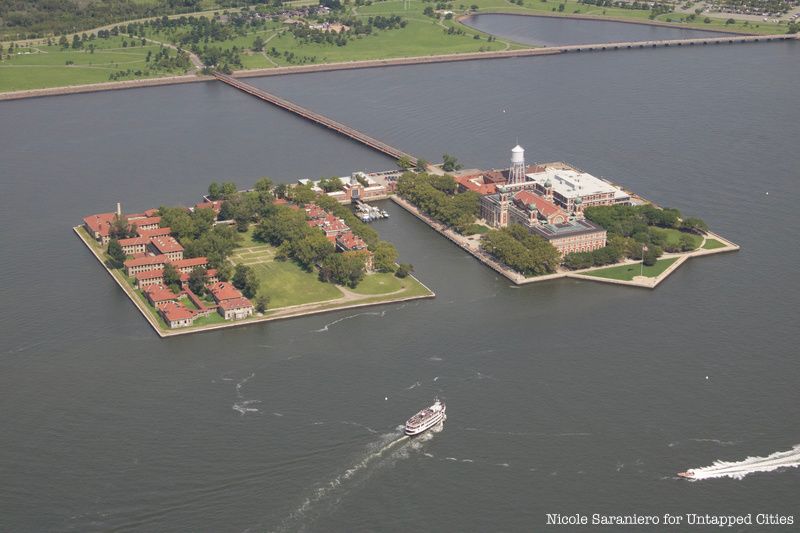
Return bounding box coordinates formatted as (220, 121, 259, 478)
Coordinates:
(74, 226, 435, 338)
(3, 30, 794, 102)
(390, 196, 740, 289)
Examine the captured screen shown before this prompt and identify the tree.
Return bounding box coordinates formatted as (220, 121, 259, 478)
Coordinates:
(681, 216, 708, 234)
(109, 214, 135, 239)
(255, 294, 270, 313)
(188, 266, 208, 295)
(274, 183, 288, 199)
(163, 263, 181, 290)
(319, 252, 366, 287)
(290, 232, 335, 270)
(373, 241, 398, 272)
(726, 18, 735, 25)
(107, 238, 126, 268)
(221, 182, 238, 198)
(254, 177, 273, 193)
(416, 158, 429, 172)
(252, 35, 265, 52)
(397, 155, 414, 169)
(289, 184, 316, 204)
(208, 182, 223, 200)
(232, 264, 259, 298)
(678, 233, 696, 252)
(441, 153, 462, 172)
(395, 263, 414, 278)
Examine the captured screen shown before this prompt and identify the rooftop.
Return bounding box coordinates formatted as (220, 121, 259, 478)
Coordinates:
(149, 235, 184, 254)
(525, 167, 620, 199)
(144, 284, 178, 302)
(124, 254, 168, 268)
(158, 301, 194, 322)
(218, 297, 253, 310)
(208, 282, 243, 302)
(529, 219, 606, 240)
(512, 190, 565, 218)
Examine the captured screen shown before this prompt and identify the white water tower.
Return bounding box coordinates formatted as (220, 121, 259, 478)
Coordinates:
(508, 144, 526, 185)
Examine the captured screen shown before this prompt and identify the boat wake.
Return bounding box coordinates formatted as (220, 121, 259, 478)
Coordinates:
(276, 426, 439, 532)
(313, 311, 386, 333)
(684, 444, 800, 480)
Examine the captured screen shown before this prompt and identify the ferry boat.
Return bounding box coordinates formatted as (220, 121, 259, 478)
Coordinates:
(405, 398, 446, 436)
(677, 470, 695, 479)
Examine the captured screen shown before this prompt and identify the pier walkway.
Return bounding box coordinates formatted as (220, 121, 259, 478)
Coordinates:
(213, 72, 418, 166)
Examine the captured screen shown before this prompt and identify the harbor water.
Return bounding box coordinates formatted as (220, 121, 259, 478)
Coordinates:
(0, 25, 798, 532)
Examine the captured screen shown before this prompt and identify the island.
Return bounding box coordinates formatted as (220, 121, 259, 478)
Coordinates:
(75, 175, 433, 337)
(390, 144, 739, 288)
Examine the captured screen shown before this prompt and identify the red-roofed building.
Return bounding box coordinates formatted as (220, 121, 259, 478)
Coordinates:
(455, 174, 499, 196)
(308, 213, 349, 241)
(124, 254, 169, 276)
(148, 235, 184, 261)
(135, 269, 164, 288)
(83, 212, 116, 244)
(335, 231, 367, 252)
(208, 282, 243, 303)
(172, 257, 208, 274)
(118, 236, 149, 256)
(195, 200, 223, 214)
(157, 301, 195, 328)
(218, 297, 254, 320)
(304, 203, 327, 220)
(138, 227, 172, 239)
(511, 190, 568, 225)
(143, 284, 179, 306)
(132, 216, 161, 231)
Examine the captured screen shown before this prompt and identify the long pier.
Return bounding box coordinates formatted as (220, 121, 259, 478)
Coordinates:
(214, 72, 418, 166)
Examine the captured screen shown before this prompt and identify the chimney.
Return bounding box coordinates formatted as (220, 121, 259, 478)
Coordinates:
(116, 202, 122, 217)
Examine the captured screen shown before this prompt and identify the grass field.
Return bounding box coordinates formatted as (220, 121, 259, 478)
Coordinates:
(650, 227, 702, 250)
(229, 241, 344, 308)
(229, 232, 432, 307)
(0, 36, 189, 92)
(583, 257, 679, 280)
(702, 238, 726, 250)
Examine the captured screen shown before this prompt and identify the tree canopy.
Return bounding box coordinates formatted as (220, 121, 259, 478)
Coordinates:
(481, 224, 561, 276)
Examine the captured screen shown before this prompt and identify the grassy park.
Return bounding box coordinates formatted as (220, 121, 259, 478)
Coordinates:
(228, 230, 432, 310)
(0, 35, 190, 92)
(702, 238, 726, 250)
(583, 257, 679, 281)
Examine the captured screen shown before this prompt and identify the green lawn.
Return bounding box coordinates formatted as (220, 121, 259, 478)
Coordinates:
(650, 227, 702, 250)
(0, 36, 189, 92)
(349, 272, 404, 295)
(702, 238, 726, 250)
(230, 243, 343, 308)
(583, 257, 678, 281)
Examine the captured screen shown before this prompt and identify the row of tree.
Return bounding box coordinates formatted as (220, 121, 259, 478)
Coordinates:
(481, 224, 562, 276)
(396, 172, 479, 232)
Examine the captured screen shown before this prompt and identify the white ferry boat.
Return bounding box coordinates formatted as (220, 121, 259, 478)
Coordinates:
(405, 398, 446, 436)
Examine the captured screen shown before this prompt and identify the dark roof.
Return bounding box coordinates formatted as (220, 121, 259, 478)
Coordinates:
(529, 219, 605, 240)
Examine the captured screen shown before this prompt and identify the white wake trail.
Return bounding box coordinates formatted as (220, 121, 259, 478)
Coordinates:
(313, 311, 386, 332)
(686, 444, 800, 480)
